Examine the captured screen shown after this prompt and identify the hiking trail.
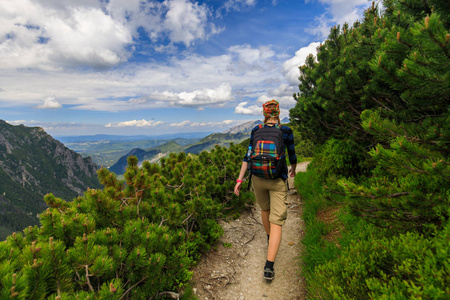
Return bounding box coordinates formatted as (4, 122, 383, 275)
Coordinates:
(190, 162, 309, 300)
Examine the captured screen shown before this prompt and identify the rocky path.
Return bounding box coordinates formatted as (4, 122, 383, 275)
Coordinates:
(190, 162, 309, 300)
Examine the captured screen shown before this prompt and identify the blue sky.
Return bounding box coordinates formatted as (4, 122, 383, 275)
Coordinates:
(0, 0, 372, 136)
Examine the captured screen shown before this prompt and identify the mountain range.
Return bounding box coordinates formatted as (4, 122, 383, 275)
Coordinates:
(0, 120, 102, 240)
(106, 118, 288, 175)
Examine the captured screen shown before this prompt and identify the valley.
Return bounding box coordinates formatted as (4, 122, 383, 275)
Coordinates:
(56, 119, 273, 174)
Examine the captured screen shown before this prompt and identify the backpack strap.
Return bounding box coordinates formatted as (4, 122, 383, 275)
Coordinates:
(247, 124, 263, 190)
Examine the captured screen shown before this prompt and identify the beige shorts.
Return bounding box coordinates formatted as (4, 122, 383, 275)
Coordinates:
(252, 176, 288, 226)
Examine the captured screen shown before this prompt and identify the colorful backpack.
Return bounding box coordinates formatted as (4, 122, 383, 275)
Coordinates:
(248, 124, 286, 179)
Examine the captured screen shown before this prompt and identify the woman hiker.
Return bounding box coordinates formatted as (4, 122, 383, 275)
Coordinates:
(234, 99, 297, 281)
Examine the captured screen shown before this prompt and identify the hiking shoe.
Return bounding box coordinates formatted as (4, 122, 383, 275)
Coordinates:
(264, 268, 274, 281)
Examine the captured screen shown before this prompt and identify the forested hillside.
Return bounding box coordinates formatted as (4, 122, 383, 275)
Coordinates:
(0, 121, 102, 241)
(291, 0, 449, 298)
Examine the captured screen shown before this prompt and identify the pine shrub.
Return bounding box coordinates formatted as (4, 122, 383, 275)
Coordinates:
(312, 220, 450, 299)
(293, 0, 449, 298)
(0, 144, 251, 299)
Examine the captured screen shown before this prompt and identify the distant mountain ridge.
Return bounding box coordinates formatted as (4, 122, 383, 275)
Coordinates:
(107, 118, 291, 175)
(223, 120, 262, 134)
(0, 120, 102, 240)
(109, 148, 160, 174)
(223, 117, 290, 134)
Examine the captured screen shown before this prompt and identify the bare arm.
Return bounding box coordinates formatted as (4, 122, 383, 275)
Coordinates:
(234, 161, 248, 196)
(289, 163, 297, 178)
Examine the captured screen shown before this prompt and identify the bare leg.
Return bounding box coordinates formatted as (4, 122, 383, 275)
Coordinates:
(267, 223, 282, 262)
(261, 210, 270, 235)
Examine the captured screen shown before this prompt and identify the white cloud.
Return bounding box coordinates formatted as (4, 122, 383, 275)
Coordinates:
(229, 44, 275, 63)
(227, 44, 277, 74)
(222, 0, 257, 13)
(178, 83, 233, 106)
(306, 0, 371, 39)
(283, 42, 321, 84)
(5, 119, 85, 131)
(105, 119, 164, 128)
(163, 0, 214, 46)
(170, 119, 236, 128)
(0, 0, 132, 69)
(129, 83, 233, 108)
(264, 84, 297, 106)
(46, 6, 132, 68)
(170, 120, 192, 127)
(235, 102, 261, 115)
(36, 96, 62, 109)
(0, 0, 220, 70)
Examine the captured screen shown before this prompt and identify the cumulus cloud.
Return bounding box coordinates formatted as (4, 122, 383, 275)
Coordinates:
(0, 0, 219, 70)
(283, 42, 321, 84)
(36, 96, 62, 109)
(163, 0, 218, 46)
(130, 83, 233, 108)
(235, 102, 261, 115)
(170, 120, 192, 127)
(0, 1, 132, 69)
(105, 119, 164, 128)
(170, 119, 235, 127)
(306, 0, 371, 38)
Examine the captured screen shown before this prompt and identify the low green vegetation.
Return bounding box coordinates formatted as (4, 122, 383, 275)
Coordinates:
(293, 0, 449, 298)
(0, 144, 253, 299)
(296, 165, 449, 299)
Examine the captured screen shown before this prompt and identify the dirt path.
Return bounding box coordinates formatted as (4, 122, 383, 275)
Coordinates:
(190, 162, 309, 300)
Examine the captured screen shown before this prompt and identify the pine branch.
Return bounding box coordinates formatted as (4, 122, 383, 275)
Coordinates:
(159, 216, 166, 227)
(316, 117, 340, 131)
(410, 114, 446, 122)
(401, 65, 444, 84)
(166, 183, 184, 190)
(345, 101, 363, 117)
(400, 164, 430, 174)
(358, 191, 410, 200)
(85, 265, 94, 292)
(120, 276, 149, 300)
(181, 213, 193, 224)
(378, 59, 414, 89)
(425, 24, 450, 58)
(371, 97, 393, 111)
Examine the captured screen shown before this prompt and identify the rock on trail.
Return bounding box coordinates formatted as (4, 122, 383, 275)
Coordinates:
(190, 162, 309, 300)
